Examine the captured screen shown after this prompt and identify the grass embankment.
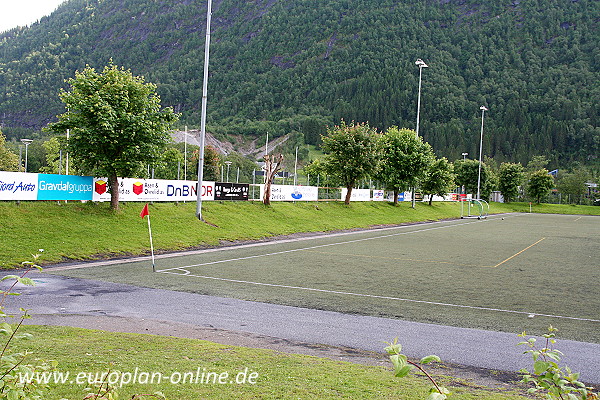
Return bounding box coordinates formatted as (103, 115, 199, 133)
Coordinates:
(1, 200, 598, 268)
(13, 325, 529, 400)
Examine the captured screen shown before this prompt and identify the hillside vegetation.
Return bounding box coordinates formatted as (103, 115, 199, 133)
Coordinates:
(0, 0, 598, 165)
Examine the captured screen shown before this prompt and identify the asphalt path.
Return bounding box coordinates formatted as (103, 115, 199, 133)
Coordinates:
(4, 270, 599, 385)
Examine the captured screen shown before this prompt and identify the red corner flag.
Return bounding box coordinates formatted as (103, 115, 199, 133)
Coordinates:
(140, 203, 149, 219)
(140, 203, 155, 272)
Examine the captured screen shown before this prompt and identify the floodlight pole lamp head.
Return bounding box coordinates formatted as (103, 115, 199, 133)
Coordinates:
(414, 59, 428, 138)
(476, 106, 488, 200)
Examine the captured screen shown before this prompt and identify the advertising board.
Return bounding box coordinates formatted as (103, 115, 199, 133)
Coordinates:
(0, 172, 38, 201)
(92, 178, 215, 202)
(37, 174, 93, 201)
(340, 188, 371, 201)
(214, 182, 249, 201)
(259, 184, 319, 201)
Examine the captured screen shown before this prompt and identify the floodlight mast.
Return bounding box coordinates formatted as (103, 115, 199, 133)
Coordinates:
(413, 58, 428, 209)
(476, 106, 488, 200)
(415, 58, 428, 138)
(196, 0, 213, 221)
(20, 139, 33, 172)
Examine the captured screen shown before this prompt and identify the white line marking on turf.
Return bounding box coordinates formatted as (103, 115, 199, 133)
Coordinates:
(48, 213, 518, 272)
(158, 269, 600, 323)
(156, 218, 490, 272)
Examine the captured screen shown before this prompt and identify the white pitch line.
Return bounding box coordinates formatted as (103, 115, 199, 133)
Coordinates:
(158, 269, 600, 323)
(156, 217, 491, 272)
(49, 214, 514, 272)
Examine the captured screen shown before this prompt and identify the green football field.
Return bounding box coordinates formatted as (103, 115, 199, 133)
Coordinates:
(48, 213, 600, 343)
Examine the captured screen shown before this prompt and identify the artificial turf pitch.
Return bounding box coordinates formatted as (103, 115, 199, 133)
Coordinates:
(48, 213, 600, 343)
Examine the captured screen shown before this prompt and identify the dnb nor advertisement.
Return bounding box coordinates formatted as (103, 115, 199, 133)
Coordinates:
(259, 184, 319, 202)
(37, 174, 93, 201)
(0, 171, 38, 200)
(93, 178, 215, 202)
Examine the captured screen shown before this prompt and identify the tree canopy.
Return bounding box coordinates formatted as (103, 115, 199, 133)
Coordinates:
(0, 131, 19, 171)
(321, 121, 380, 205)
(527, 169, 555, 203)
(377, 127, 434, 205)
(454, 159, 495, 200)
(0, 0, 598, 167)
(421, 157, 455, 206)
(498, 162, 525, 203)
(46, 63, 178, 209)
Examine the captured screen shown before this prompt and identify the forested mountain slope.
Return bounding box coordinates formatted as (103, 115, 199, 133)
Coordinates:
(0, 0, 598, 165)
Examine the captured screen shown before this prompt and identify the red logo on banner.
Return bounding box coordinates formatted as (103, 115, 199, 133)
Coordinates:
(95, 180, 107, 195)
(133, 182, 144, 195)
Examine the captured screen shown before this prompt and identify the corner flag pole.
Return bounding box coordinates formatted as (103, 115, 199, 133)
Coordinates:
(140, 204, 155, 272)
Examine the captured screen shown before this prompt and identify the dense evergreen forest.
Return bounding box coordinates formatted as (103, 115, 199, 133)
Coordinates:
(0, 0, 598, 166)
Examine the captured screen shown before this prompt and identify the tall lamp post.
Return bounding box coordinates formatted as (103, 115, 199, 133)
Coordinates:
(225, 161, 232, 182)
(476, 106, 488, 200)
(413, 58, 428, 209)
(415, 58, 428, 137)
(20, 139, 33, 172)
(195, 0, 213, 221)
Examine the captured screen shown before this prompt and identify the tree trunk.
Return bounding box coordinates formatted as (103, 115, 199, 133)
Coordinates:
(344, 185, 353, 205)
(109, 173, 120, 210)
(393, 189, 399, 206)
(428, 194, 433, 206)
(263, 180, 272, 205)
(263, 154, 284, 205)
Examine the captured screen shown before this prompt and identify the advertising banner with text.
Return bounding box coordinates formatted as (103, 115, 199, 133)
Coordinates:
(37, 174, 94, 201)
(259, 184, 319, 201)
(340, 188, 371, 201)
(92, 178, 215, 202)
(0, 171, 38, 200)
(372, 189, 385, 201)
(214, 182, 249, 201)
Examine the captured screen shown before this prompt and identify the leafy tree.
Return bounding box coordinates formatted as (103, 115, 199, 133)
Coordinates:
(190, 145, 222, 181)
(222, 152, 258, 183)
(421, 157, 455, 206)
(526, 156, 550, 172)
(556, 168, 590, 204)
(302, 158, 341, 187)
(152, 147, 184, 180)
(454, 159, 495, 200)
(46, 64, 178, 210)
(527, 169, 555, 204)
(498, 162, 525, 203)
(321, 121, 380, 205)
(0, 131, 19, 171)
(39, 136, 82, 175)
(203, 145, 222, 181)
(377, 127, 434, 206)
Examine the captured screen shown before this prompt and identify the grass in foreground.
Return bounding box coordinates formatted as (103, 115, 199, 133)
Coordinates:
(0, 200, 598, 268)
(12, 325, 529, 400)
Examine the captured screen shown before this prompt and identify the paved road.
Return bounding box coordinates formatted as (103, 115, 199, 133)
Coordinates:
(5, 271, 599, 385)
